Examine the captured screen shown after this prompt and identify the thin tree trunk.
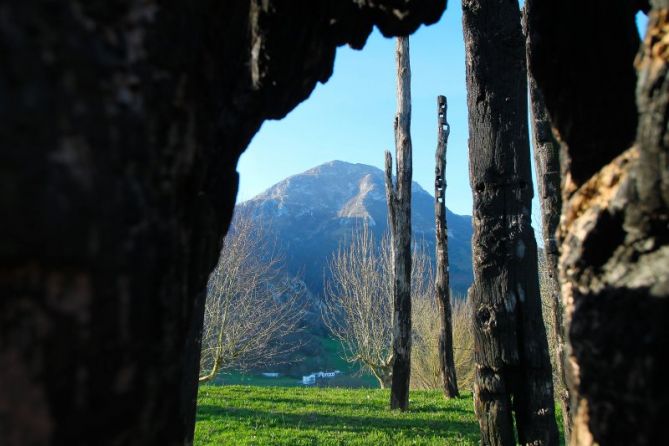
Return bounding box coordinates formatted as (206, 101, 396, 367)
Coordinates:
(525, 56, 572, 442)
(384, 36, 413, 412)
(434, 95, 459, 399)
(462, 0, 559, 444)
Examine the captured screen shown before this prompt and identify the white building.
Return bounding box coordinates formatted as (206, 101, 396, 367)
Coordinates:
(302, 370, 342, 385)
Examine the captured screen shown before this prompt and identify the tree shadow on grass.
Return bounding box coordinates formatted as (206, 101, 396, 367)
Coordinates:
(235, 395, 388, 411)
(409, 402, 472, 415)
(196, 404, 480, 442)
(233, 394, 473, 417)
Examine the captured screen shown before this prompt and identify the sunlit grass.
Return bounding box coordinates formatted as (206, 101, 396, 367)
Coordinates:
(195, 385, 479, 445)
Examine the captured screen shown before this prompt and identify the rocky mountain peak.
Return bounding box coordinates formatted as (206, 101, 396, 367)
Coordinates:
(239, 161, 473, 294)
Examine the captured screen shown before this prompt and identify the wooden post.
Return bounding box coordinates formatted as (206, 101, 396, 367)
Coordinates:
(385, 35, 413, 411)
(462, 0, 559, 444)
(434, 95, 459, 399)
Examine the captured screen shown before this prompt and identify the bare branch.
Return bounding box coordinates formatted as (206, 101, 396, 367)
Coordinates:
(199, 210, 305, 383)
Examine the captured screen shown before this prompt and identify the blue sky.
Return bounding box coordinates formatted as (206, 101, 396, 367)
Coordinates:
(238, 5, 649, 220)
(238, 5, 470, 212)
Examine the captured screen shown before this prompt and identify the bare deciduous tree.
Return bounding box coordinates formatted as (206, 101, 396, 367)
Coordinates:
(323, 226, 430, 390)
(412, 294, 475, 392)
(451, 297, 475, 391)
(199, 213, 305, 383)
(323, 225, 394, 388)
(407, 244, 437, 391)
(410, 296, 441, 390)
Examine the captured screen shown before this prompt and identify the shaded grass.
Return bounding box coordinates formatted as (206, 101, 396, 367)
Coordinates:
(196, 385, 479, 445)
(211, 336, 380, 389)
(212, 372, 302, 387)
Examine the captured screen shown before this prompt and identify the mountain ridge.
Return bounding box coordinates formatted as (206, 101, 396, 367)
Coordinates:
(237, 160, 473, 295)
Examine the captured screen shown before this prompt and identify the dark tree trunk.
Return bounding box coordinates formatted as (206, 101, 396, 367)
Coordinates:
(524, 0, 641, 194)
(526, 1, 668, 445)
(434, 95, 459, 399)
(0, 2, 445, 444)
(462, 0, 558, 444)
(524, 29, 572, 440)
(384, 36, 413, 412)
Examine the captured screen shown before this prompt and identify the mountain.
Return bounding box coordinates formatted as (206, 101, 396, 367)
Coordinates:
(237, 160, 473, 297)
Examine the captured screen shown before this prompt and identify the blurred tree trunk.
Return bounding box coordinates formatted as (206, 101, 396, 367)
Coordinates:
(434, 95, 459, 399)
(462, 0, 559, 444)
(524, 1, 669, 445)
(0, 2, 445, 444)
(384, 36, 413, 411)
(524, 30, 572, 440)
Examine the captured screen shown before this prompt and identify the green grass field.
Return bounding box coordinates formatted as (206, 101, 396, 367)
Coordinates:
(195, 385, 480, 445)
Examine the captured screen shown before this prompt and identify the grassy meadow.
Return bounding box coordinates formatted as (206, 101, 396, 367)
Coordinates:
(195, 385, 479, 445)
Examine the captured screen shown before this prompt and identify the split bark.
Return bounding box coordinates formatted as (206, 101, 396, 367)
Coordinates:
(525, 1, 669, 444)
(462, 0, 559, 444)
(434, 95, 459, 399)
(384, 36, 413, 411)
(524, 23, 572, 439)
(0, 2, 447, 443)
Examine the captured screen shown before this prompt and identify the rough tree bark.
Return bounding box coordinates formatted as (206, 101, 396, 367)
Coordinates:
(462, 0, 558, 444)
(524, 27, 572, 440)
(527, 0, 669, 445)
(0, 2, 445, 444)
(526, 1, 668, 445)
(384, 36, 413, 412)
(434, 95, 459, 399)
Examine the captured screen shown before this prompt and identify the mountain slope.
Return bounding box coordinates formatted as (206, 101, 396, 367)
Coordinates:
(237, 160, 473, 295)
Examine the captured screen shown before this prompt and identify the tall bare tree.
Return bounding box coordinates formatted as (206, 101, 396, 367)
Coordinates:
(434, 95, 459, 398)
(462, 0, 558, 444)
(523, 19, 572, 438)
(384, 36, 413, 411)
(199, 213, 304, 383)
